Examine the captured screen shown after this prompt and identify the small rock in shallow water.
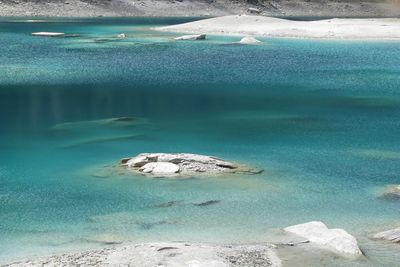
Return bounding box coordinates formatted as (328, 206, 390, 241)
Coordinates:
(174, 34, 206, 40)
(284, 221, 362, 256)
(193, 200, 221, 207)
(373, 227, 400, 243)
(379, 184, 400, 200)
(239, 36, 262, 44)
(151, 200, 183, 208)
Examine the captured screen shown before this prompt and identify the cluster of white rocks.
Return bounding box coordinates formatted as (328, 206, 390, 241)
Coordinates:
(120, 153, 262, 177)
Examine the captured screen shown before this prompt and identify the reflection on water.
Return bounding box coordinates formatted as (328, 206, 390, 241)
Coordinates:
(1, 18, 400, 266)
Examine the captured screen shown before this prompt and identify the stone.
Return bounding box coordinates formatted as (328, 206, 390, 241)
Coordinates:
(284, 221, 362, 256)
(248, 7, 262, 14)
(32, 32, 65, 37)
(239, 36, 261, 44)
(174, 34, 206, 40)
(139, 162, 180, 175)
(84, 234, 124, 245)
(193, 200, 221, 207)
(373, 227, 400, 243)
(151, 200, 183, 208)
(125, 154, 151, 168)
(120, 153, 261, 178)
(379, 184, 400, 200)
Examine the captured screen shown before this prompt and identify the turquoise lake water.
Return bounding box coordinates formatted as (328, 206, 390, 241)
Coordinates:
(0, 17, 400, 266)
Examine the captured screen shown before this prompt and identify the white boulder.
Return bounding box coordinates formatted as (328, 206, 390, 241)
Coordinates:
(284, 221, 362, 256)
(239, 36, 261, 44)
(139, 162, 180, 175)
(248, 7, 262, 14)
(373, 227, 400, 243)
(175, 34, 206, 40)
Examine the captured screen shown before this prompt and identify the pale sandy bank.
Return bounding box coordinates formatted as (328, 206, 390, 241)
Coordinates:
(156, 15, 400, 40)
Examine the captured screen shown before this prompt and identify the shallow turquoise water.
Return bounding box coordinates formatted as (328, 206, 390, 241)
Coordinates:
(1, 17, 400, 265)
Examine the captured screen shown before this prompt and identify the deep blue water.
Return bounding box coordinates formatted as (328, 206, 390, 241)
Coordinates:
(0, 17, 400, 266)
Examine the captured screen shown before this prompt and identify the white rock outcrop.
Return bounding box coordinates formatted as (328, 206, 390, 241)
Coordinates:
(139, 162, 180, 175)
(239, 36, 261, 44)
(174, 34, 206, 40)
(284, 221, 362, 256)
(120, 153, 262, 177)
(373, 227, 400, 243)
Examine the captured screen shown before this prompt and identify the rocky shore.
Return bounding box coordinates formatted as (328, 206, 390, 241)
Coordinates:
(4, 221, 372, 266)
(1, 0, 400, 18)
(5, 242, 282, 267)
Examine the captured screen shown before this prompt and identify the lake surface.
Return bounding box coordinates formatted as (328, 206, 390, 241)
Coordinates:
(0, 17, 400, 266)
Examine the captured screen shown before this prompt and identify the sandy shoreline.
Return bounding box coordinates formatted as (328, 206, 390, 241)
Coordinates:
(156, 15, 400, 40)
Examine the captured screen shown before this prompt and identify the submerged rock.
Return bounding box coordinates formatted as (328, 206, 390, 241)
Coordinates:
(239, 36, 261, 44)
(379, 184, 400, 200)
(52, 117, 142, 130)
(175, 34, 206, 40)
(284, 221, 362, 256)
(373, 227, 400, 243)
(193, 200, 221, 207)
(84, 234, 124, 245)
(150, 200, 184, 208)
(120, 153, 262, 178)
